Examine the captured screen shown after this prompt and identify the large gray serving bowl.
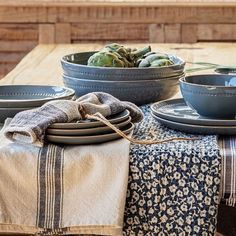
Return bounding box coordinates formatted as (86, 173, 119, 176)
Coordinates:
(180, 74, 236, 118)
(63, 74, 184, 105)
(61, 51, 185, 81)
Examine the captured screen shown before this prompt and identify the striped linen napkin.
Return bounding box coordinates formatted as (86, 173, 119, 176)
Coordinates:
(4, 92, 143, 147)
(219, 136, 236, 207)
(0, 120, 130, 235)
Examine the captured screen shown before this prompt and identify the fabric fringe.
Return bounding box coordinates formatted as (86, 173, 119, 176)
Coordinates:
(36, 228, 67, 236)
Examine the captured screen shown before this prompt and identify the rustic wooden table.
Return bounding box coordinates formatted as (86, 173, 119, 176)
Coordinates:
(1, 43, 236, 86)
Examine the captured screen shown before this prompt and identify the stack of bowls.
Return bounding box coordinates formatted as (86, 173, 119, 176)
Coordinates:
(61, 51, 185, 105)
(0, 85, 75, 123)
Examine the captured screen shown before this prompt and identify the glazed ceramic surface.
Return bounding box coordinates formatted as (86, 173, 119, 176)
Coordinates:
(46, 123, 134, 145)
(49, 109, 130, 129)
(0, 85, 75, 108)
(63, 74, 182, 105)
(151, 98, 236, 126)
(61, 51, 185, 81)
(152, 112, 236, 135)
(46, 116, 131, 135)
(180, 74, 236, 118)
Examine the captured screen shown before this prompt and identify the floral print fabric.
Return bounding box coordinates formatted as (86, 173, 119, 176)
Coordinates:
(123, 105, 221, 236)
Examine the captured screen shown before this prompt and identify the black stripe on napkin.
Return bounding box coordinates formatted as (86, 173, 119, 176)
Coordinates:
(36, 144, 64, 229)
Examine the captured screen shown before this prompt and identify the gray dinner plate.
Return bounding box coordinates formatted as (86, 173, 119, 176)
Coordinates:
(151, 112, 236, 135)
(0, 85, 75, 108)
(46, 116, 131, 136)
(46, 123, 134, 145)
(151, 98, 236, 126)
(49, 109, 130, 129)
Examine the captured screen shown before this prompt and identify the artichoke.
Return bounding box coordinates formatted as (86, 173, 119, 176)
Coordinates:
(150, 59, 174, 67)
(138, 52, 173, 67)
(87, 51, 126, 67)
(87, 43, 151, 68)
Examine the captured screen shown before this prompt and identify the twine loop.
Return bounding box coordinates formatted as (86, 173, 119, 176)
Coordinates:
(86, 112, 198, 145)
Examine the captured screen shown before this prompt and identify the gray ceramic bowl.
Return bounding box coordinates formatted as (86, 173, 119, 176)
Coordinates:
(63, 74, 184, 105)
(61, 51, 185, 81)
(180, 74, 236, 118)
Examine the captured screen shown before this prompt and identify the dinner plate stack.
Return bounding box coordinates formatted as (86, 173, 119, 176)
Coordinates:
(0, 85, 75, 123)
(46, 110, 134, 145)
(151, 98, 236, 135)
(61, 51, 185, 105)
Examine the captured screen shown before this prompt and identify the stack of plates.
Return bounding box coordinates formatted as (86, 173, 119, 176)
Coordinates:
(0, 85, 75, 123)
(46, 110, 134, 145)
(151, 98, 236, 135)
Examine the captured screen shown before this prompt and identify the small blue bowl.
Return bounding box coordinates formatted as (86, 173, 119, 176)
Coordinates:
(180, 74, 236, 118)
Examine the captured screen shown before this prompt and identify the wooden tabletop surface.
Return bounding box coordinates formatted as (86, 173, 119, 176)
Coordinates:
(1, 43, 236, 86)
(1, 0, 236, 7)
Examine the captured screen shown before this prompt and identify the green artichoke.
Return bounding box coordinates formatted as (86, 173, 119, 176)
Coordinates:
(150, 59, 174, 67)
(87, 43, 151, 68)
(87, 51, 126, 67)
(138, 52, 173, 67)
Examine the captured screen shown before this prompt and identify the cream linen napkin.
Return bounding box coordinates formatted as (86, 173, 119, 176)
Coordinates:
(0, 120, 130, 235)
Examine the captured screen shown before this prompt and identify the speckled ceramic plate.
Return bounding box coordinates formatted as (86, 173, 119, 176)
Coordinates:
(151, 112, 236, 135)
(0, 85, 75, 108)
(49, 110, 130, 129)
(46, 123, 134, 145)
(46, 116, 131, 136)
(151, 98, 236, 126)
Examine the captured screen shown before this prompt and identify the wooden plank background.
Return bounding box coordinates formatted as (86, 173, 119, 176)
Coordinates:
(0, 1, 236, 78)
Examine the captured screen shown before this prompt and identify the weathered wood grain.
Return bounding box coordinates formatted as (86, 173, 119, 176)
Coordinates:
(0, 52, 26, 63)
(0, 5, 235, 24)
(0, 41, 37, 52)
(164, 24, 181, 43)
(197, 24, 236, 41)
(149, 24, 164, 43)
(39, 24, 55, 43)
(71, 23, 149, 40)
(0, 24, 38, 40)
(55, 23, 71, 43)
(181, 24, 198, 43)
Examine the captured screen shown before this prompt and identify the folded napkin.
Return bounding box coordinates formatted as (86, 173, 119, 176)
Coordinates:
(0, 121, 130, 235)
(4, 92, 143, 146)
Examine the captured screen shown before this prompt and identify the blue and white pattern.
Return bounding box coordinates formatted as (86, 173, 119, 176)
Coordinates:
(123, 105, 221, 236)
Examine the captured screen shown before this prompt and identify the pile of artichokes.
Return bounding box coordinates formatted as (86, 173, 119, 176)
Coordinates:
(87, 43, 174, 68)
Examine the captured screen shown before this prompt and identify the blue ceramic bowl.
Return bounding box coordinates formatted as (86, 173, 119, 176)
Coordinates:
(61, 51, 185, 81)
(63, 74, 184, 105)
(180, 74, 236, 118)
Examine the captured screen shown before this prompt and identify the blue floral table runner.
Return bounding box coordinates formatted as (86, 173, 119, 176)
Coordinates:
(123, 105, 221, 235)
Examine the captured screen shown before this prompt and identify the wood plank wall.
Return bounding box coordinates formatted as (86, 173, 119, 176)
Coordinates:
(0, 2, 236, 78)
